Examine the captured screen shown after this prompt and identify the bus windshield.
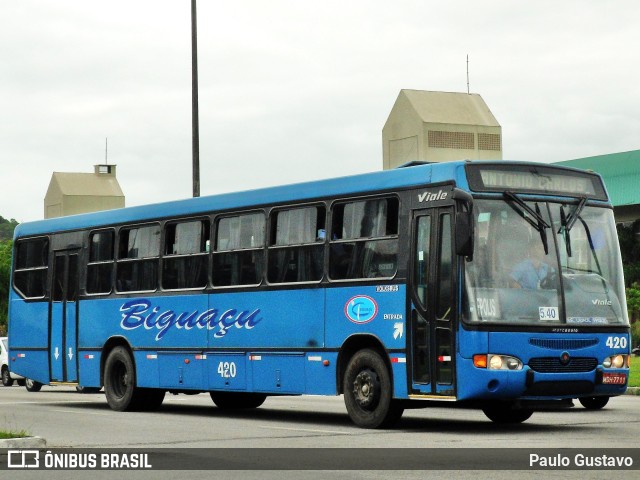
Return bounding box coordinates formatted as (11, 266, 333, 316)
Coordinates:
(463, 198, 628, 326)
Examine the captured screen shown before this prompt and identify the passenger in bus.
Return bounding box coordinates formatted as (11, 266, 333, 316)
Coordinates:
(510, 239, 554, 289)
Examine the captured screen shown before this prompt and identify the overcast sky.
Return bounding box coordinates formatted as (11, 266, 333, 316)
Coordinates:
(2, 1, 640, 223)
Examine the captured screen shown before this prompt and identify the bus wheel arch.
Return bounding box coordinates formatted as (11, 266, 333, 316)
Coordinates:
(337, 335, 391, 395)
(100, 336, 135, 388)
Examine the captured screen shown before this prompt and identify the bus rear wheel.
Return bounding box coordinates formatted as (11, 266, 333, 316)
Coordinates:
(210, 392, 267, 409)
(482, 404, 533, 424)
(25, 378, 42, 392)
(343, 349, 404, 429)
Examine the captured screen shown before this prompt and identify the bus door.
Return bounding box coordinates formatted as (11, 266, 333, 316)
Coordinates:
(49, 249, 80, 383)
(410, 207, 456, 397)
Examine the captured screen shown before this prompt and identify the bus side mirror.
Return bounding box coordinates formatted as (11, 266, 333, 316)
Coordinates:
(455, 212, 473, 258)
(453, 189, 474, 259)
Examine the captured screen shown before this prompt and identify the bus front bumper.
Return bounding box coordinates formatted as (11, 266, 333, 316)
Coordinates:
(458, 361, 628, 400)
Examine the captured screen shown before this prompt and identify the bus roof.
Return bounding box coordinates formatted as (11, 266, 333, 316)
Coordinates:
(14, 160, 605, 238)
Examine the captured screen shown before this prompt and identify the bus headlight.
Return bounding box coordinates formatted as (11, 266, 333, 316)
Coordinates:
(603, 354, 629, 369)
(488, 354, 523, 370)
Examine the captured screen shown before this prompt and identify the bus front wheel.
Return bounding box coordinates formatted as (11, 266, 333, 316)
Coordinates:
(104, 347, 165, 412)
(578, 396, 609, 410)
(104, 346, 140, 411)
(343, 349, 404, 428)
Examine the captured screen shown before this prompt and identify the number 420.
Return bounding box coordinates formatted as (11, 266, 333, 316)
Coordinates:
(217, 361, 237, 378)
(605, 336, 628, 349)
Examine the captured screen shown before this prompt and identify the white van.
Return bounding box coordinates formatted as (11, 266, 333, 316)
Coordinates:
(1, 336, 25, 386)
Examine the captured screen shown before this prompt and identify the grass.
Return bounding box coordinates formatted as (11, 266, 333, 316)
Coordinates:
(0, 429, 29, 439)
(629, 356, 640, 387)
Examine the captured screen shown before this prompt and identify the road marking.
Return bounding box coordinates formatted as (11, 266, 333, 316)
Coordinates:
(49, 408, 113, 416)
(259, 425, 351, 435)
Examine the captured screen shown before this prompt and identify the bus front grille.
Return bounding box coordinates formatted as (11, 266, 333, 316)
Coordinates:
(528, 357, 598, 373)
(529, 338, 598, 350)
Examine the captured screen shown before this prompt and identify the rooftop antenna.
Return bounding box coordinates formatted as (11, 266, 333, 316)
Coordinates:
(466, 54, 470, 94)
(105, 137, 108, 164)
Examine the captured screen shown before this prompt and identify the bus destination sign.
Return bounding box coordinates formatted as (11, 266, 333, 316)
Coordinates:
(466, 164, 607, 200)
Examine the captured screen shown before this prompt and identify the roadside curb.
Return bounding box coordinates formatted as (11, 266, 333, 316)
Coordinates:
(0, 436, 46, 448)
(625, 387, 640, 396)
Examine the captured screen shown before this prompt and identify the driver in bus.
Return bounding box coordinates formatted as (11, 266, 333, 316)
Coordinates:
(510, 238, 554, 289)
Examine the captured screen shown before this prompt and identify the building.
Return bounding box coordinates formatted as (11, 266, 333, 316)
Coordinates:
(554, 150, 640, 224)
(382, 90, 502, 169)
(44, 164, 125, 219)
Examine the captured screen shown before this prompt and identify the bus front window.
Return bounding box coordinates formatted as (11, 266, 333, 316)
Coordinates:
(551, 203, 628, 325)
(463, 199, 628, 326)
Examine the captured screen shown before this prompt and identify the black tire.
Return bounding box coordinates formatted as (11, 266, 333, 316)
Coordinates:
(75, 386, 102, 394)
(579, 396, 610, 410)
(137, 388, 166, 411)
(343, 349, 404, 428)
(104, 346, 165, 411)
(483, 404, 533, 424)
(104, 346, 141, 411)
(17, 379, 26, 387)
(25, 378, 43, 392)
(210, 392, 266, 409)
(1, 368, 14, 387)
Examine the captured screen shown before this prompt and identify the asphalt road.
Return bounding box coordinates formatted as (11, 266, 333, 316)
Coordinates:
(1, 385, 639, 479)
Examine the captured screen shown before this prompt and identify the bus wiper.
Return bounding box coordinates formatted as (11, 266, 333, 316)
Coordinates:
(578, 216, 603, 276)
(560, 207, 572, 257)
(564, 197, 587, 232)
(559, 197, 587, 257)
(503, 191, 550, 254)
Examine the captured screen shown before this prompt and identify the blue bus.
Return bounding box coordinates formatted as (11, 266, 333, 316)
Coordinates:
(8, 161, 631, 427)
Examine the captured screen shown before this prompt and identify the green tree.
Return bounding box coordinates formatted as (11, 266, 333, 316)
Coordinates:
(617, 223, 640, 286)
(0, 240, 11, 336)
(0, 216, 18, 242)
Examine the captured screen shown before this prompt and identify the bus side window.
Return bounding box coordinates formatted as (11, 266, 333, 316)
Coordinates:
(414, 215, 431, 306)
(436, 214, 453, 320)
(86, 230, 114, 295)
(116, 225, 160, 292)
(212, 212, 265, 287)
(329, 197, 398, 280)
(13, 237, 49, 299)
(162, 220, 209, 290)
(267, 206, 325, 284)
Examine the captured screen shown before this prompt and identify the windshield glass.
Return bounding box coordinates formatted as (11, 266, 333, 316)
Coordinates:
(463, 199, 628, 326)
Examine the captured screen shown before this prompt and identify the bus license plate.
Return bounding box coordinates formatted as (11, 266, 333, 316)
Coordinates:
(602, 373, 627, 385)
